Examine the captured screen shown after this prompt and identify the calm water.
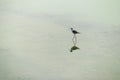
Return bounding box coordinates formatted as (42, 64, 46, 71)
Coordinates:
(0, 0, 120, 80)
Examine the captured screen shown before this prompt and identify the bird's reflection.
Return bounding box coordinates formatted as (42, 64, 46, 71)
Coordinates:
(70, 46, 79, 52)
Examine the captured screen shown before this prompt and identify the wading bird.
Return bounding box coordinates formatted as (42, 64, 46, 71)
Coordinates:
(71, 28, 80, 34)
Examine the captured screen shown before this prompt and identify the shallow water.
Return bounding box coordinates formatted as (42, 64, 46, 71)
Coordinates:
(0, 0, 120, 80)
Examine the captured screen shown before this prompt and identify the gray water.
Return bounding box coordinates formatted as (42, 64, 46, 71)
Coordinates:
(0, 0, 120, 80)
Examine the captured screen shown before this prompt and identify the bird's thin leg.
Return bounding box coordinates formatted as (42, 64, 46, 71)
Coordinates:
(72, 34, 76, 46)
(74, 34, 77, 46)
(72, 35, 74, 45)
(72, 35, 75, 45)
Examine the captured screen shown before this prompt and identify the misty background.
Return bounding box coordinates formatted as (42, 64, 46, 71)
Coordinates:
(0, 0, 120, 80)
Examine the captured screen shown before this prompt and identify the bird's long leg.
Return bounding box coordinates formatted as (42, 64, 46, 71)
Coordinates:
(72, 35, 75, 46)
(74, 34, 77, 46)
(72, 34, 77, 46)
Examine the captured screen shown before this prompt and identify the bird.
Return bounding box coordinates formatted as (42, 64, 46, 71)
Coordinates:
(71, 28, 80, 34)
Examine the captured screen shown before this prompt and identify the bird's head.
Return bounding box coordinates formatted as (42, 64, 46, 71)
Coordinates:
(70, 28, 73, 30)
